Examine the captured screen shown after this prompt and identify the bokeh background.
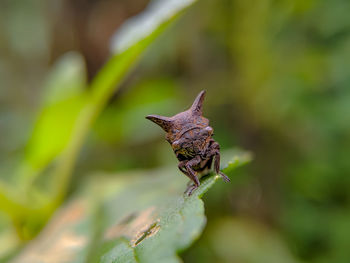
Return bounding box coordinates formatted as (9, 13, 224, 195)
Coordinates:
(1, 0, 350, 262)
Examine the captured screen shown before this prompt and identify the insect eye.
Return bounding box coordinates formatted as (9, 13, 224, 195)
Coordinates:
(172, 140, 181, 149)
(205, 126, 213, 133)
(201, 126, 213, 136)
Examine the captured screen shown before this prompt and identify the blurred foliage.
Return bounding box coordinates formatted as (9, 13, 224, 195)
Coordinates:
(1, 0, 350, 262)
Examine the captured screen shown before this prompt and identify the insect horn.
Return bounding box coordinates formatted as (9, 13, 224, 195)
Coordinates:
(146, 115, 173, 132)
(190, 90, 206, 116)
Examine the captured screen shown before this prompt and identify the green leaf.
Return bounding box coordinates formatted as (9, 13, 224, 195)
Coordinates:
(18, 52, 87, 181)
(0, 53, 88, 241)
(10, 152, 251, 263)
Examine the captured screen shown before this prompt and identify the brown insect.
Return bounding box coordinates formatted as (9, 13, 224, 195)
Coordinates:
(146, 90, 230, 195)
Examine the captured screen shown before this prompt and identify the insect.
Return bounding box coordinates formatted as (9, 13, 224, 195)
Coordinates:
(146, 90, 230, 195)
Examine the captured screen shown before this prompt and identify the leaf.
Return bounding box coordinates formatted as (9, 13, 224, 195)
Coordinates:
(0, 52, 88, 242)
(0, 213, 19, 260)
(110, 0, 197, 54)
(18, 52, 87, 181)
(10, 152, 251, 263)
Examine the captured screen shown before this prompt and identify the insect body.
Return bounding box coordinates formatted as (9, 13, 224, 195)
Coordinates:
(146, 90, 230, 195)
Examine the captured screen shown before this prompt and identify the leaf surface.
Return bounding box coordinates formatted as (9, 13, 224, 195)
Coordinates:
(10, 152, 251, 263)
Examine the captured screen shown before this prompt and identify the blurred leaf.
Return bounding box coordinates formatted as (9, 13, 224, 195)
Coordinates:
(19, 52, 87, 179)
(110, 0, 196, 53)
(42, 52, 86, 105)
(10, 152, 250, 263)
(0, 212, 19, 260)
(0, 52, 88, 244)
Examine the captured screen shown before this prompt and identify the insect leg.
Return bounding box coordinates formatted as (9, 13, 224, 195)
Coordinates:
(208, 141, 230, 182)
(204, 157, 213, 170)
(178, 156, 201, 195)
(178, 161, 188, 174)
